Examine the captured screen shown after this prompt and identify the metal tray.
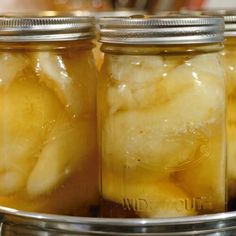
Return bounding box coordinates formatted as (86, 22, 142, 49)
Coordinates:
(0, 207, 236, 235)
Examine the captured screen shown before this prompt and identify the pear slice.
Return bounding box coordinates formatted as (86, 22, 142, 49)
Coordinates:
(36, 51, 97, 117)
(0, 74, 62, 195)
(103, 69, 224, 173)
(104, 110, 204, 174)
(221, 49, 236, 96)
(102, 52, 225, 216)
(106, 53, 224, 113)
(0, 53, 30, 88)
(190, 53, 224, 78)
(108, 55, 164, 87)
(174, 125, 226, 213)
(103, 52, 225, 191)
(106, 55, 164, 113)
(102, 171, 195, 218)
(27, 115, 96, 197)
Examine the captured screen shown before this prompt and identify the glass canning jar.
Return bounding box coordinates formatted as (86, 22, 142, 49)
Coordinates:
(93, 11, 147, 71)
(0, 16, 99, 217)
(98, 16, 226, 218)
(219, 13, 236, 210)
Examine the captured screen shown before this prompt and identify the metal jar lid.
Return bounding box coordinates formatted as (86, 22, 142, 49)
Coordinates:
(201, 10, 236, 37)
(0, 15, 95, 42)
(219, 11, 236, 37)
(98, 15, 224, 45)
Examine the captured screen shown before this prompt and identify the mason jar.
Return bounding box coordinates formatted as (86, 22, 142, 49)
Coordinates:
(0, 16, 99, 217)
(93, 11, 147, 71)
(98, 16, 226, 218)
(219, 12, 236, 210)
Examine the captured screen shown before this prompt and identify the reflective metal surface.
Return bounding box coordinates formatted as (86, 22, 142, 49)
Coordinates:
(0, 15, 95, 42)
(98, 15, 224, 45)
(201, 10, 236, 37)
(1, 207, 236, 235)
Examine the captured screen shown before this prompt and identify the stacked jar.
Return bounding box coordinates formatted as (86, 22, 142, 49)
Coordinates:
(0, 16, 99, 216)
(98, 16, 226, 218)
(220, 12, 236, 210)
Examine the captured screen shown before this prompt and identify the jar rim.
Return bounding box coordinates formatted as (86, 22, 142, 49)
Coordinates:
(0, 15, 95, 42)
(98, 15, 224, 45)
(201, 10, 236, 37)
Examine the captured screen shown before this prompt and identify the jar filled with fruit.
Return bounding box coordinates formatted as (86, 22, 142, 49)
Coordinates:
(0, 16, 99, 216)
(98, 16, 226, 218)
(220, 12, 236, 209)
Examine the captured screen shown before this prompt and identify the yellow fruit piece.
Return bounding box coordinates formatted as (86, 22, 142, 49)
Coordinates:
(104, 110, 206, 174)
(61, 50, 97, 115)
(102, 172, 195, 217)
(102, 52, 225, 216)
(0, 137, 40, 195)
(102, 53, 225, 213)
(228, 125, 236, 182)
(106, 55, 163, 113)
(221, 49, 236, 96)
(0, 53, 30, 88)
(175, 126, 226, 213)
(163, 53, 224, 98)
(108, 55, 164, 87)
(106, 53, 224, 113)
(104, 65, 224, 172)
(0, 171, 27, 195)
(227, 98, 236, 125)
(190, 53, 224, 78)
(36, 51, 97, 117)
(0, 75, 63, 194)
(27, 116, 97, 197)
(107, 85, 137, 113)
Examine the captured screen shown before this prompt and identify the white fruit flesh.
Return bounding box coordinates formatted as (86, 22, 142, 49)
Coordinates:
(27, 116, 96, 197)
(0, 73, 63, 194)
(104, 54, 224, 172)
(36, 51, 97, 117)
(0, 53, 30, 88)
(107, 53, 224, 113)
(102, 52, 225, 216)
(0, 51, 97, 204)
(36, 52, 83, 116)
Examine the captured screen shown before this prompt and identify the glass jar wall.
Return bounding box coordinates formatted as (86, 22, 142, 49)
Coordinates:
(98, 16, 226, 218)
(0, 16, 99, 217)
(222, 36, 236, 209)
(212, 12, 236, 211)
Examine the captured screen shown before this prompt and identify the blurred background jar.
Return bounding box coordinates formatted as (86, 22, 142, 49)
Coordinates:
(98, 15, 226, 218)
(0, 0, 235, 14)
(0, 16, 99, 217)
(217, 11, 236, 211)
(0, 0, 112, 13)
